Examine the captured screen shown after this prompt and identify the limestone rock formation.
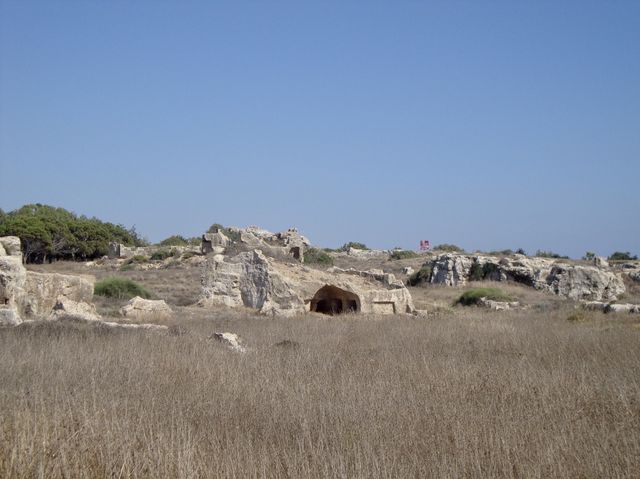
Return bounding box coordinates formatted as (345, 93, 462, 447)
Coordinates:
(204, 226, 311, 262)
(120, 296, 172, 320)
(424, 253, 625, 301)
(1, 236, 98, 324)
(201, 231, 230, 254)
(0, 236, 22, 257)
(199, 249, 415, 316)
(605, 303, 640, 314)
(49, 297, 101, 321)
(429, 254, 474, 286)
(24, 272, 94, 317)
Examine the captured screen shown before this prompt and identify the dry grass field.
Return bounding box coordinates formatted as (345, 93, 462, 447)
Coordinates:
(6, 260, 640, 477)
(2, 304, 640, 478)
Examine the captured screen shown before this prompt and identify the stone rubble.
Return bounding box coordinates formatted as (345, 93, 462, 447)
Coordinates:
(120, 296, 173, 320)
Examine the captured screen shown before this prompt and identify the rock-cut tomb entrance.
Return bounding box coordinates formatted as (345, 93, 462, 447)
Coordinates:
(310, 285, 360, 315)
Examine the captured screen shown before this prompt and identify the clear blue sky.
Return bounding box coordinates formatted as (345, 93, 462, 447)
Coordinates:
(1, 1, 638, 258)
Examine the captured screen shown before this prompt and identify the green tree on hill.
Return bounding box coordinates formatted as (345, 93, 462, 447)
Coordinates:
(0, 204, 146, 263)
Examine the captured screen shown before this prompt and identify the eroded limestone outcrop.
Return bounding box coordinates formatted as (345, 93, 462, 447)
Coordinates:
(199, 249, 415, 316)
(423, 253, 625, 301)
(0, 236, 98, 325)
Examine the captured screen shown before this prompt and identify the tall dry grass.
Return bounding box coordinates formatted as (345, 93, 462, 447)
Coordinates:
(1, 310, 639, 478)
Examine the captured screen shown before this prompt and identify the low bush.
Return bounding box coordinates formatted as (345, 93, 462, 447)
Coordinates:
(304, 248, 334, 266)
(340, 242, 369, 251)
(94, 277, 152, 300)
(129, 255, 149, 263)
(432, 243, 465, 253)
(609, 251, 638, 261)
(535, 250, 569, 259)
(390, 250, 419, 260)
(159, 235, 189, 247)
(407, 265, 432, 286)
(150, 250, 172, 261)
(181, 251, 196, 260)
(456, 287, 511, 306)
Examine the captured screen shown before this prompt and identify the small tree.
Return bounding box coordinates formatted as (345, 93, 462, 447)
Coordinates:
(340, 242, 369, 251)
(608, 251, 638, 261)
(583, 251, 596, 261)
(159, 235, 189, 247)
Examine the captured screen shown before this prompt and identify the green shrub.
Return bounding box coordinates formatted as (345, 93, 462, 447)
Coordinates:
(390, 250, 419, 260)
(583, 251, 596, 261)
(608, 251, 638, 261)
(130, 255, 148, 263)
(150, 250, 172, 261)
(159, 235, 189, 247)
(340, 242, 369, 251)
(181, 251, 196, 260)
(535, 250, 569, 259)
(407, 265, 432, 286)
(94, 277, 152, 300)
(456, 287, 511, 306)
(432, 243, 465, 253)
(304, 248, 334, 266)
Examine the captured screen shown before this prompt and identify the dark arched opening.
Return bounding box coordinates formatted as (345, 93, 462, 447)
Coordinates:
(310, 285, 360, 315)
(289, 246, 301, 260)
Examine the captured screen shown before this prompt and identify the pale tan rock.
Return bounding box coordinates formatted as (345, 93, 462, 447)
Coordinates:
(0, 256, 28, 311)
(605, 303, 640, 314)
(0, 307, 22, 326)
(120, 296, 172, 319)
(49, 297, 101, 321)
(23, 272, 94, 317)
(101, 321, 169, 332)
(0, 236, 22, 257)
(201, 231, 230, 254)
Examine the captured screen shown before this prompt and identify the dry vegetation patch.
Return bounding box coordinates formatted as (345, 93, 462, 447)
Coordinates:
(1, 310, 639, 478)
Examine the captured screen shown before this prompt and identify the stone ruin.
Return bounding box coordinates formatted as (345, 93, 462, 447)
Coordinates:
(201, 226, 310, 262)
(199, 249, 415, 316)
